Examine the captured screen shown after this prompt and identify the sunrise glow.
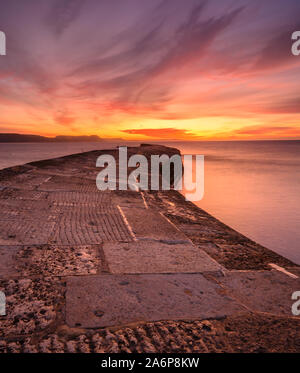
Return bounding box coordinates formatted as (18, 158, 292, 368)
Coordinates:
(0, 0, 300, 141)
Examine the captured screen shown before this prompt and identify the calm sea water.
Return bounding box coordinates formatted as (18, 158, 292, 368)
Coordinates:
(166, 141, 300, 265)
(0, 140, 299, 264)
(0, 142, 123, 170)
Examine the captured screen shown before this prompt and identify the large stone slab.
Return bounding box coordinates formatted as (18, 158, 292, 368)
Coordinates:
(0, 219, 56, 245)
(66, 274, 244, 328)
(120, 207, 190, 243)
(103, 241, 222, 274)
(219, 270, 300, 316)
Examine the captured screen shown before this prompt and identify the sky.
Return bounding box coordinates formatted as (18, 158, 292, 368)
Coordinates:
(0, 0, 300, 141)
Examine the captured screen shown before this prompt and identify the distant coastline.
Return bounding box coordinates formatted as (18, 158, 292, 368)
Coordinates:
(0, 133, 104, 143)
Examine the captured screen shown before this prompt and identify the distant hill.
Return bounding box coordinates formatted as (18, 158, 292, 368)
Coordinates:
(0, 133, 103, 143)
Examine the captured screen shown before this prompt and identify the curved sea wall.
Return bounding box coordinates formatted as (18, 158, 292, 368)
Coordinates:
(0, 144, 299, 353)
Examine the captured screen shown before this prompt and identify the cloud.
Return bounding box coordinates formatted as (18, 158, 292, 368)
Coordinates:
(1, 0, 300, 138)
(54, 114, 76, 126)
(253, 25, 300, 71)
(46, 0, 85, 36)
(233, 125, 300, 136)
(70, 21, 165, 78)
(266, 97, 300, 114)
(150, 4, 244, 77)
(122, 127, 201, 139)
(53, 109, 78, 132)
(70, 2, 245, 112)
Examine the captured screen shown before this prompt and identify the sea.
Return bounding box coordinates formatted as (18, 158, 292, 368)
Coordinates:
(0, 140, 299, 264)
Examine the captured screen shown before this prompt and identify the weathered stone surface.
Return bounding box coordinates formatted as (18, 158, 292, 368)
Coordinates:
(218, 270, 300, 315)
(120, 207, 190, 243)
(0, 172, 51, 190)
(0, 246, 19, 278)
(0, 145, 299, 352)
(14, 245, 102, 277)
(103, 241, 222, 274)
(38, 175, 98, 193)
(0, 188, 48, 201)
(112, 191, 146, 209)
(0, 220, 56, 245)
(0, 277, 65, 337)
(0, 197, 60, 245)
(50, 206, 132, 245)
(66, 274, 245, 328)
(2, 313, 300, 353)
(0, 244, 102, 278)
(0, 200, 58, 221)
(49, 190, 111, 206)
(151, 190, 298, 270)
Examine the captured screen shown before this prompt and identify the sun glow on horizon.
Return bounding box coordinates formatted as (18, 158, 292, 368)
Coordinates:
(0, 1, 300, 141)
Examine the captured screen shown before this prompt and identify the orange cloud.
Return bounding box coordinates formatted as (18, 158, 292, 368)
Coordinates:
(215, 125, 300, 140)
(1, 1, 300, 141)
(122, 128, 201, 140)
(54, 114, 76, 126)
(234, 126, 297, 136)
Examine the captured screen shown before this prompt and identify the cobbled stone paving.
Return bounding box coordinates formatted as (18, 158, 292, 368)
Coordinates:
(49, 191, 111, 205)
(0, 145, 300, 353)
(38, 175, 99, 193)
(50, 207, 132, 245)
(1, 315, 300, 353)
(0, 188, 48, 201)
